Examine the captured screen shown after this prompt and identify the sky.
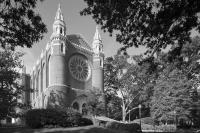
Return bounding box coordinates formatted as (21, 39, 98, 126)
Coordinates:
(20, 0, 200, 74)
(19, 0, 146, 74)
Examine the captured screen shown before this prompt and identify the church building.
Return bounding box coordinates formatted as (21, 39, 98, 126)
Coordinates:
(30, 4, 104, 114)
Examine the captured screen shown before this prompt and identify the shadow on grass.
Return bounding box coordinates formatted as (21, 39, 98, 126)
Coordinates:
(0, 126, 128, 133)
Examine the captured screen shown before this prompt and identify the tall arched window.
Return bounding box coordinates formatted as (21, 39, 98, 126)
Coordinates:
(73, 102, 79, 111)
(60, 28, 62, 34)
(47, 56, 51, 87)
(34, 77, 37, 99)
(56, 27, 59, 34)
(38, 70, 41, 94)
(32, 77, 35, 100)
(36, 72, 39, 96)
(61, 43, 64, 53)
(42, 63, 46, 91)
(100, 58, 103, 67)
(82, 103, 87, 115)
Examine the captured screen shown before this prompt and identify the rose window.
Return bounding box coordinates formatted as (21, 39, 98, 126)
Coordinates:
(68, 55, 91, 81)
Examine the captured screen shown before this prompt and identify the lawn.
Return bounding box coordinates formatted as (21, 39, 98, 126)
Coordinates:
(0, 125, 128, 133)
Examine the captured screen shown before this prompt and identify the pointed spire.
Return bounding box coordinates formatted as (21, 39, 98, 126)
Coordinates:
(55, 3, 64, 21)
(93, 26, 101, 41)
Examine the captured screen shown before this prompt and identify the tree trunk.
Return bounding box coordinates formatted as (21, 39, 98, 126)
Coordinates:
(122, 100, 126, 122)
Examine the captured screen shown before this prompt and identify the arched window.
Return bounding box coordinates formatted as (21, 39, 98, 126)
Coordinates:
(38, 70, 41, 94)
(42, 63, 46, 90)
(100, 58, 103, 67)
(61, 43, 63, 53)
(60, 28, 62, 34)
(32, 77, 35, 100)
(82, 103, 87, 115)
(56, 27, 59, 34)
(34, 77, 37, 99)
(47, 56, 51, 87)
(73, 102, 79, 110)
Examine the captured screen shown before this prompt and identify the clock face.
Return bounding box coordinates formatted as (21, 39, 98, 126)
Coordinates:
(68, 55, 91, 81)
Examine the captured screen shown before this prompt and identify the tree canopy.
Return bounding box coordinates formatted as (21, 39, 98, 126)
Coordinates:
(81, 0, 200, 56)
(0, 49, 24, 119)
(150, 36, 200, 123)
(0, 0, 47, 50)
(103, 37, 200, 125)
(104, 52, 154, 121)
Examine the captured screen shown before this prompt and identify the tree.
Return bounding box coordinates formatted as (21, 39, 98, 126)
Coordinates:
(0, 0, 47, 49)
(81, 0, 200, 56)
(86, 87, 105, 116)
(150, 36, 200, 124)
(0, 49, 24, 120)
(104, 52, 153, 121)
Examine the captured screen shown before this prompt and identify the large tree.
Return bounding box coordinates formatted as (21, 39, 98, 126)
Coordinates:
(81, 0, 200, 56)
(0, 49, 24, 120)
(0, 0, 47, 49)
(0, 0, 46, 120)
(104, 52, 155, 121)
(151, 36, 200, 124)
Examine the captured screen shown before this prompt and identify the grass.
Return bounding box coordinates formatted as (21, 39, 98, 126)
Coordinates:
(0, 125, 128, 133)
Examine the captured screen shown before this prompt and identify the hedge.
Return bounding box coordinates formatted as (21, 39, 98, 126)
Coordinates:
(25, 108, 82, 128)
(78, 117, 93, 126)
(106, 121, 142, 133)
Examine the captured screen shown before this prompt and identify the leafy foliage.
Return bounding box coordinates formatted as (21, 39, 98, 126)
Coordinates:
(0, 0, 47, 49)
(104, 52, 154, 121)
(25, 108, 82, 128)
(0, 49, 24, 120)
(106, 121, 142, 133)
(81, 0, 200, 56)
(86, 87, 105, 116)
(78, 117, 93, 126)
(150, 36, 200, 123)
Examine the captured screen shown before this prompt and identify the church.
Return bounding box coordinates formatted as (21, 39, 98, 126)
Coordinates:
(29, 4, 104, 114)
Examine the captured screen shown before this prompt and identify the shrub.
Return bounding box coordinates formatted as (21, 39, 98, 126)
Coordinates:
(64, 108, 82, 127)
(141, 123, 155, 131)
(25, 109, 43, 128)
(78, 117, 93, 126)
(106, 121, 142, 133)
(155, 124, 176, 132)
(25, 108, 82, 128)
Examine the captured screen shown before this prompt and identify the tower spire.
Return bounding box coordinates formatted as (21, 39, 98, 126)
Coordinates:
(92, 25, 103, 54)
(51, 3, 66, 39)
(55, 3, 64, 21)
(93, 26, 101, 41)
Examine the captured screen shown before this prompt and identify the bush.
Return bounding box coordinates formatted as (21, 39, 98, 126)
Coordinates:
(141, 123, 176, 132)
(25, 108, 82, 128)
(155, 124, 176, 132)
(64, 108, 82, 127)
(141, 123, 155, 131)
(78, 117, 93, 126)
(106, 121, 142, 133)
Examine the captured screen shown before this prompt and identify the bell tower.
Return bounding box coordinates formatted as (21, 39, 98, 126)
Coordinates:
(92, 26, 104, 91)
(49, 4, 67, 86)
(92, 26, 106, 115)
(52, 3, 66, 37)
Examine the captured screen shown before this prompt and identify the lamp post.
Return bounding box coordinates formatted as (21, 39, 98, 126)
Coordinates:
(138, 104, 142, 127)
(174, 110, 177, 129)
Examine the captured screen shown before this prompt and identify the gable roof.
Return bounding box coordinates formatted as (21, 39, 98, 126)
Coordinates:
(67, 34, 92, 51)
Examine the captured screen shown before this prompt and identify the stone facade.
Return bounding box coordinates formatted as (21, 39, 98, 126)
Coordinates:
(29, 4, 104, 114)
